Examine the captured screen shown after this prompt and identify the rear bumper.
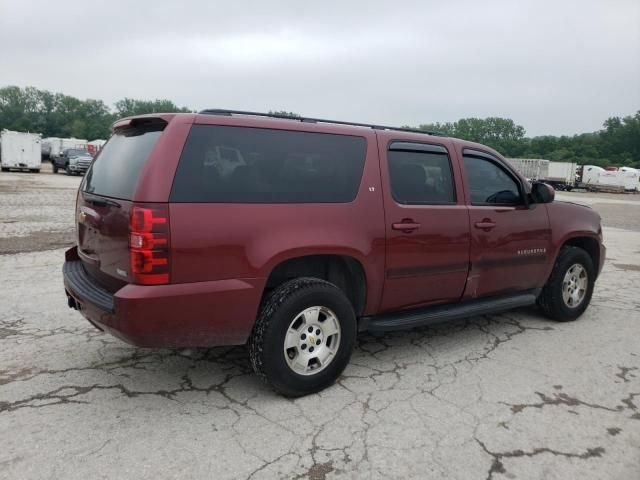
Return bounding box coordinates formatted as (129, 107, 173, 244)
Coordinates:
(63, 247, 264, 347)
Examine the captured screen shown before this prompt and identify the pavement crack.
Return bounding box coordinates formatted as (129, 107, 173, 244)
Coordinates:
(507, 390, 622, 415)
(475, 438, 605, 480)
(616, 365, 638, 383)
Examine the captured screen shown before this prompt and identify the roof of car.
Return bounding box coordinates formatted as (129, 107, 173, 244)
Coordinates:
(114, 110, 504, 160)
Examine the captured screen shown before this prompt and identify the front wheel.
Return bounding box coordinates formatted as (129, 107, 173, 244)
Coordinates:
(249, 278, 356, 397)
(52, 164, 59, 173)
(537, 246, 595, 321)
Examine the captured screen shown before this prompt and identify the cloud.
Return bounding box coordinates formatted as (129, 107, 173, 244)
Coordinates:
(0, 0, 638, 135)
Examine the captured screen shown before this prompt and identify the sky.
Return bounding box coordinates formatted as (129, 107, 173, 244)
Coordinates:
(0, 0, 638, 136)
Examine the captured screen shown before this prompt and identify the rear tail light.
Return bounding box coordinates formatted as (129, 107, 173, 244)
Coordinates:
(129, 204, 170, 285)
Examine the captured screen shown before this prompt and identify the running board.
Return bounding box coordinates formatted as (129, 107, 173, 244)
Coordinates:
(360, 290, 540, 333)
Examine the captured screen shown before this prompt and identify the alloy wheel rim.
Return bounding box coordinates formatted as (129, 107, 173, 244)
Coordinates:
(562, 263, 588, 308)
(283, 306, 341, 376)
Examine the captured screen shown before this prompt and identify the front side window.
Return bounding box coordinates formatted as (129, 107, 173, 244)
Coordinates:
(170, 125, 367, 203)
(463, 155, 521, 205)
(388, 149, 455, 204)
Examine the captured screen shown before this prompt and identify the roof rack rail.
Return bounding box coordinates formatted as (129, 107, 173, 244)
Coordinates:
(198, 109, 444, 137)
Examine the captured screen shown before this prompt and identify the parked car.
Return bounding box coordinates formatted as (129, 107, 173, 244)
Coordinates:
(63, 110, 606, 396)
(52, 148, 93, 175)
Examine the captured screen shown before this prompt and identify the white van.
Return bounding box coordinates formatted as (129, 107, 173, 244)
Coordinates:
(0, 130, 42, 172)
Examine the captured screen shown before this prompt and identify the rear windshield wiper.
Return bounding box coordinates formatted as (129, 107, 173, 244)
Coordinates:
(84, 196, 121, 208)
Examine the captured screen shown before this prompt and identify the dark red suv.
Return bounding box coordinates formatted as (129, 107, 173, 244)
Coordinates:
(63, 110, 605, 396)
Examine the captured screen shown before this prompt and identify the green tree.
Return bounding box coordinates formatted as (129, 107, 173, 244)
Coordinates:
(268, 110, 301, 118)
(0, 86, 194, 140)
(415, 117, 526, 156)
(600, 111, 640, 164)
(114, 98, 192, 118)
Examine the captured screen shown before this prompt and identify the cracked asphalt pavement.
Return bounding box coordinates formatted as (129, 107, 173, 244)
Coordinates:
(1, 169, 639, 479)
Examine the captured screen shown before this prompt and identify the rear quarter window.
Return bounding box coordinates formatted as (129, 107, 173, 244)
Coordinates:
(82, 122, 164, 200)
(170, 125, 367, 203)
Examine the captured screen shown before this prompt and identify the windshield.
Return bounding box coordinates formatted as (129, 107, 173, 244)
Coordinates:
(67, 149, 90, 157)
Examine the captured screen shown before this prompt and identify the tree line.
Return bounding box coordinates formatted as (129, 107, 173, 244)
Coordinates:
(412, 114, 639, 168)
(0, 86, 191, 141)
(1, 86, 638, 167)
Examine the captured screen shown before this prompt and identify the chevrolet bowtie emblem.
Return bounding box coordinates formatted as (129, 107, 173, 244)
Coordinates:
(309, 336, 315, 344)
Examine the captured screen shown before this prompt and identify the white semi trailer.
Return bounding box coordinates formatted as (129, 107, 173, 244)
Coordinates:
(506, 158, 549, 181)
(506, 158, 577, 190)
(546, 161, 578, 190)
(45, 137, 88, 159)
(0, 130, 42, 173)
(579, 166, 638, 192)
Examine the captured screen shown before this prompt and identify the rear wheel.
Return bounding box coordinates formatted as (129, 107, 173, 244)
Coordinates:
(1, 167, 8, 172)
(537, 246, 595, 321)
(249, 277, 356, 397)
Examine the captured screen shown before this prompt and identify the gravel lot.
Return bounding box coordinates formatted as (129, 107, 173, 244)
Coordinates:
(1, 168, 639, 479)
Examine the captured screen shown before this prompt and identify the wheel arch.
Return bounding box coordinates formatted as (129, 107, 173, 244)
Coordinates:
(562, 236, 601, 278)
(546, 234, 602, 282)
(263, 253, 368, 316)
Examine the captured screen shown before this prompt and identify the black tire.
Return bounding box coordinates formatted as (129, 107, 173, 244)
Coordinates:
(537, 246, 595, 321)
(52, 164, 59, 173)
(1, 167, 9, 172)
(65, 164, 72, 175)
(249, 277, 357, 397)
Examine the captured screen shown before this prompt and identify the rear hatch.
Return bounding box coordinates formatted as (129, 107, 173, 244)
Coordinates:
(77, 118, 167, 292)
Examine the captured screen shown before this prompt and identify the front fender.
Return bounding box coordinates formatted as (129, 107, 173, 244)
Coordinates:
(543, 201, 603, 280)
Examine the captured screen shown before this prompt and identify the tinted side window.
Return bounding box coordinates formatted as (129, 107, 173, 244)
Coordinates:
(170, 125, 367, 203)
(388, 150, 455, 204)
(463, 156, 521, 205)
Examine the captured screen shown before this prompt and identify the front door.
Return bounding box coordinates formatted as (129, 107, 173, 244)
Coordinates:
(379, 137, 471, 312)
(460, 150, 551, 298)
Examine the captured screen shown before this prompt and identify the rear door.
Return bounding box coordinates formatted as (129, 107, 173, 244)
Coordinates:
(460, 149, 551, 297)
(77, 118, 167, 291)
(379, 135, 471, 312)
(29, 136, 41, 168)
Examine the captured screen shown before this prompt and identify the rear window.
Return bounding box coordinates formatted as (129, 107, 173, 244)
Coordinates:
(170, 125, 367, 203)
(82, 122, 164, 199)
(388, 150, 455, 204)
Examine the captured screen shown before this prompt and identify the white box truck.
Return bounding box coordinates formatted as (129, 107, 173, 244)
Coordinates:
(46, 137, 88, 158)
(0, 130, 42, 172)
(62, 138, 88, 151)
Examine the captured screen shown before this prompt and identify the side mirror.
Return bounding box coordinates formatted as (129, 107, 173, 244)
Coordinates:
(532, 182, 555, 204)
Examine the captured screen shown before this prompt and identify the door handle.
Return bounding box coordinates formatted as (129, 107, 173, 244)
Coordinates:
(474, 220, 497, 230)
(392, 221, 421, 232)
